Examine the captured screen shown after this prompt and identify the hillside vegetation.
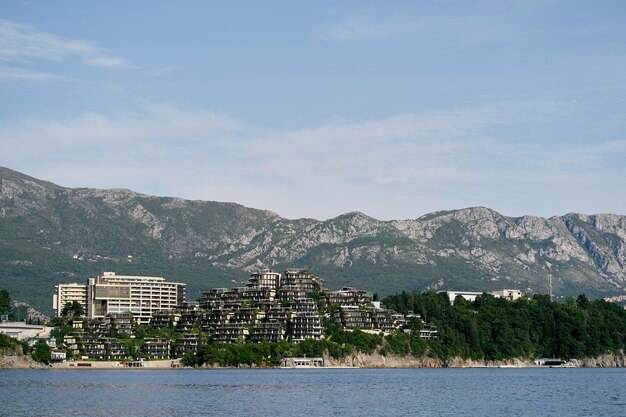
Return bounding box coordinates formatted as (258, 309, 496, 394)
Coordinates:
(1, 166, 626, 314)
(383, 292, 626, 360)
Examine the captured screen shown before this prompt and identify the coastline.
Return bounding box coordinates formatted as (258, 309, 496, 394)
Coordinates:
(3, 350, 624, 370)
(49, 359, 182, 370)
(322, 350, 626, 369)
(0, 353, 48, 370)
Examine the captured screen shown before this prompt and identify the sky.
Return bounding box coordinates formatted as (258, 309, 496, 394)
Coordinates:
(1, 1, 626, 220)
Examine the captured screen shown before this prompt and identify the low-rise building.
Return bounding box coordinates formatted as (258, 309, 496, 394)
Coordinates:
(144, 338, 170, 359)
(173, 333, 199, 355)
(201, 309, 234, 332)
(332, 303, 406, 333)
(247, 270, 281, 290)
(290, 312, 323, 341)
(86, 318, 109, 336)
(282, 269, 315, 293)
(248, 322, 285, 343)
(104, 338, 129, 359)
(150, 312, 181, 329)
(371, 308, 405, 332)
(490, 289, 523, 301)
(326, 287, 372, 307)
(281, 357, 324, 367)
(278, 286, 307, 303)
(108, 312, 136, 337)
(230, 308, 263, 326)
(0, 321, 52, 341)
(446, 289, 523, 304)
(176, 311, 203, 332)
(265, 307, 292, 327)
(82, 336, 106, 359)
(63, 334, 81, 356)
(212, 324, 248, 343)
(334, 306, 372, 330)
(419, 329, 438, 340)
(242, 287, 275, 303)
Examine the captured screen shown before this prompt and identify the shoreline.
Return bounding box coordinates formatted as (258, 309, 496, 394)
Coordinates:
(3, 354, 624, 370)
(7, 363, 625, 370)
(3, 349, 624, 370)
(50, 359, 183, 369)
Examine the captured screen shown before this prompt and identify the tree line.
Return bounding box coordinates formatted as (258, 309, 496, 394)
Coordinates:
(4, 287, 625, 366)
(382, 291, 626, 360)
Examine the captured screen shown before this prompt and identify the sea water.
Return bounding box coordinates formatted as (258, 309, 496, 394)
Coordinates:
(1, 368, 624, 416)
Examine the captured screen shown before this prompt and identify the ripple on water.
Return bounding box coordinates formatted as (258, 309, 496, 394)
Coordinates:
(0, 368, 625, 417)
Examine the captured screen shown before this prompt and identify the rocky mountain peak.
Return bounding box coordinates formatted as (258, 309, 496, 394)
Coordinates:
(1, 166, 625, 313)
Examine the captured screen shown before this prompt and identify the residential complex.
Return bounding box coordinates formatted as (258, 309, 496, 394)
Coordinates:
(197, 269, 325, 343)
(48, 268, 428, 361)
(51, 269, 534, 362)
(182, 270, 409, 344)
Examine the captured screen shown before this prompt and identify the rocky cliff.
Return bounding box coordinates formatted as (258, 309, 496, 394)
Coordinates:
(323, 351, 626, 368)
(0, 347, 47, 369)
(579, 351, 626, 367)
(1, 166, 626, 313)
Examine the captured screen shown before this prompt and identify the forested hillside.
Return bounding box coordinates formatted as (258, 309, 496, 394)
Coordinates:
(383, 292, 626, 360)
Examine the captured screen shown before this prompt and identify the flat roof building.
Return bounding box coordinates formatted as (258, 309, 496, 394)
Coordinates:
(53, 272, 186, 325)
(0, 321, 52, 341)
(247, 270, 281, 290)
(446, 291, 484, 303)
(491, 289, 523, 301)
(53, 283, 88, 317)
(446, 289, 523, 304)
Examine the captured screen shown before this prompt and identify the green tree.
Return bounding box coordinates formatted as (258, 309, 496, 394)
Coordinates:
(181, 349, 198, 367)
(61, 301, 84, 319)
(31, 340, 51, 364)
(0, 289, 11, 315)
(21, 340, 31, 355)
(403, 316, 424, 332)
(0, 333, 18, 349)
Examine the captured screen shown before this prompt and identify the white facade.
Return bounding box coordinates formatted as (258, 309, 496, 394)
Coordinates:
(490, 289, 523, 301)
(446, 289, 524, 304)
(53, 272, 186, 324)
(0, 322, 52, 341)
(51, 351, 67, 361)
(446, 291, 483, 303)
(247, 270, 281, 289)
(53, 283, 88, 317)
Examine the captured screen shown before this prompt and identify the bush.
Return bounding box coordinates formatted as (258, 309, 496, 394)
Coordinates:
(0, 333, 18, 349)
(31, 340, 51, 364)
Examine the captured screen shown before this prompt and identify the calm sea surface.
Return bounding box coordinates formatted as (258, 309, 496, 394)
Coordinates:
(0, 368, 624, 417)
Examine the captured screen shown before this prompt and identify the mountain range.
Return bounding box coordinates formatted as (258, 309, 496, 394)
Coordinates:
(1, 166, 625, 315)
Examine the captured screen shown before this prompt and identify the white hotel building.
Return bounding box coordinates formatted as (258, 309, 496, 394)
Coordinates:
(53, 272, 186, 324)
(52, 282, 88, 316)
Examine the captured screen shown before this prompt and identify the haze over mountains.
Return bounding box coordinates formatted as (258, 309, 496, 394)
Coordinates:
(1, 166, 625, 314)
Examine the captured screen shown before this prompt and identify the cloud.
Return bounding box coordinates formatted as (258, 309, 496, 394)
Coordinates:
(0, 18, 131, 70)
(1, 101, 624, 220)
(84, 57, 132, 69)
(147, 66, 179, 77)
(0, 66, 66, 82)
(1, 104, 243, 153)
(317, 16, 421, 41)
